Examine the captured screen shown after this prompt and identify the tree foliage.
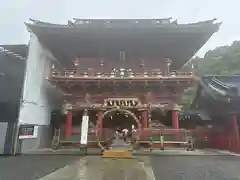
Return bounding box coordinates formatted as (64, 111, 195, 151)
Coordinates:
(181, 41, 240, 110)
(185, 41, 240, 76)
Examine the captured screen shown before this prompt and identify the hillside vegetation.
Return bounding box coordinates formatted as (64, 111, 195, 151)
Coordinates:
(182, 41, 240, 110)
(185, 41, 240, 76)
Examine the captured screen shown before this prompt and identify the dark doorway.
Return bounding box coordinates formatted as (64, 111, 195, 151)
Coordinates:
(102, 109, 138, 130)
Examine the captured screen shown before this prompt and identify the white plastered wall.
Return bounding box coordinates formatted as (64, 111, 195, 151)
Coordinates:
(18, 33, 57, 125)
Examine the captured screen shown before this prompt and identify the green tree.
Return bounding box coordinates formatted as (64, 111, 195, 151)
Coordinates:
(195, 41, 240, 76)
(181, 41, 240, 110)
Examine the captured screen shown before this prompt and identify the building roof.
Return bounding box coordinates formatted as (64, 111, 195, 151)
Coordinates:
(190, 75, 240, 115)
(199, 75, 240, 99)
(0, 45, 26, 103)
(25, 18, 221, 69)
(0, 44, 28, 59)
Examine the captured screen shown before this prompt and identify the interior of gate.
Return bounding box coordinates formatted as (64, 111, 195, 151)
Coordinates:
(50, 107, 189, 149)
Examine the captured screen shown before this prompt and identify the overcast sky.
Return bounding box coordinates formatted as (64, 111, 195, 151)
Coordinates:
(0, 0, 239, 57)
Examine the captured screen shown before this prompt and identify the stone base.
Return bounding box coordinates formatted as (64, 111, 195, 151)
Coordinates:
(102, 150, 133, 158)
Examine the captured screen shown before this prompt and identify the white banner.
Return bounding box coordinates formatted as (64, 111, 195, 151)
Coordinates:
(80, 115, 89, 145)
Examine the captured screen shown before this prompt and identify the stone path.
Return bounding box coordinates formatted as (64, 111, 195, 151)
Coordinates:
(0, 155, 79, 180)
(2, 153, 240, 180)
(151, 156, 240, 180)
(109, 135, 132, 150)
(39, 156, 154, 180)
(84, 156, 152, 180)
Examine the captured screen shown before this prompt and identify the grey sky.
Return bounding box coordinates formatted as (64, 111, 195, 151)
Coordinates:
(0, 0, 239, 57)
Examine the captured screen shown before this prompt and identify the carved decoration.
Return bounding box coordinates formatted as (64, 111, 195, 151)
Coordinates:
(61, 103, 72, 114)
(104, 98, 141, 108)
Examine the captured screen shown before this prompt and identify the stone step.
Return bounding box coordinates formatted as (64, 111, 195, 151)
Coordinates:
(102, 150, 133, 158)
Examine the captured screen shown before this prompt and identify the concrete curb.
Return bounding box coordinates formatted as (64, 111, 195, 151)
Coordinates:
(216, 150, 240, 156)
(20, 148, 240, 157)
(20, 151, 233, 157)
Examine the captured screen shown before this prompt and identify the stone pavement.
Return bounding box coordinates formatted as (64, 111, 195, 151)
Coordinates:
(24, 146, 240, 156)
(151, 155, 240, 180)
(110, 135, 132, 148)
(0, 155, 79, 180)
(134, 148, 234, 156)
(39, 156, 155, 180)
(1, 154, 240, 180)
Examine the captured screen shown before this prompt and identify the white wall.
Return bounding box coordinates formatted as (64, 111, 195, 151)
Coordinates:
(18, 33, 59, 125)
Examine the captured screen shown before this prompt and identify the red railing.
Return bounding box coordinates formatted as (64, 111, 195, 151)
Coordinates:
(210, 134, 240, 153)
(190, 129, 240, 153)
(140, 128, 189, 144)
(51, 70, 194, 78)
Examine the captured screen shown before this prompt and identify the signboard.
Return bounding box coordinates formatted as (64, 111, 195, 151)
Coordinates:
(80, 115, 89, 145)
(104, 98, 140, 108)
(19, 125, 38, 139)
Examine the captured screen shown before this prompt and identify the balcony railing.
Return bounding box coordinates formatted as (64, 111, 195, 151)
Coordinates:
(51, 70, 194, 78)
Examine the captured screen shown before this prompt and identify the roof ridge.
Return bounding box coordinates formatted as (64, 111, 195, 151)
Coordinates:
(0, 46, 26, 60)
(26, 18, 221, 26)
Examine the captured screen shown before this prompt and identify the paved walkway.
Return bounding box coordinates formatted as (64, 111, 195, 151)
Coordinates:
(24, 147, 238, 156)
(0, 155, 79, 180)
(1, 154, 240, 180)
(38, 156, 154, 180)
(151, 156, 240, 180)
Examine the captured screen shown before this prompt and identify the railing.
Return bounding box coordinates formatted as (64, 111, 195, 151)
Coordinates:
(51, 70, 194, 78)
(95, 128, 189, 150)
(52, 127, 193, 151)
(189, 129, 240, 153)
(207, 133, 240, 153)
(140, 128, 189, 144)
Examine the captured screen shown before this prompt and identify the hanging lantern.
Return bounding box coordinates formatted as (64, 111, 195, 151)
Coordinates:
(143, 72, 148, 77)
(166, 58, 172, 66)
(171, 72, 176, 77)
(83, 72, 88, 77)
(97, 73, 102, 77)
(73, 58, 79, 66)
(140, 60, 145, 68)
(110, 72, 115, 77)
(100, 59, 104, 67)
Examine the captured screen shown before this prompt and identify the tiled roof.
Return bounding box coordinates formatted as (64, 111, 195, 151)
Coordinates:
(200, 75, 240, 98)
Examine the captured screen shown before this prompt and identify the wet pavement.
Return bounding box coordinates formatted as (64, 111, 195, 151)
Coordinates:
(1, 154, 240, 180)
(0, 155, 80, 180)
(151, 156, 240, 180)
(37, 156, 154, 180)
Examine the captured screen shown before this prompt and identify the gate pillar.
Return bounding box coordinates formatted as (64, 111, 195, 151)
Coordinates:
(142, 110, 148, 140)
(98, 110, 103, 135)
(231, 113, 239, 152)
(172, 110, 179, 129)
(65, 110, 73, 139)
(231, 114, 239, 139)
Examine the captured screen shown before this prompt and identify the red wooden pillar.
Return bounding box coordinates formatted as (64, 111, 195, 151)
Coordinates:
(98, 110, 103, 135)
(142, 110, 148, 140)
(172, 110, 179, 140)
(232, 114, 239, 139)
(65, 110, 73, 140)
(231, 113, 239, 152)
(142, 110, 148, 129)
(172, 110, 179, 129)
